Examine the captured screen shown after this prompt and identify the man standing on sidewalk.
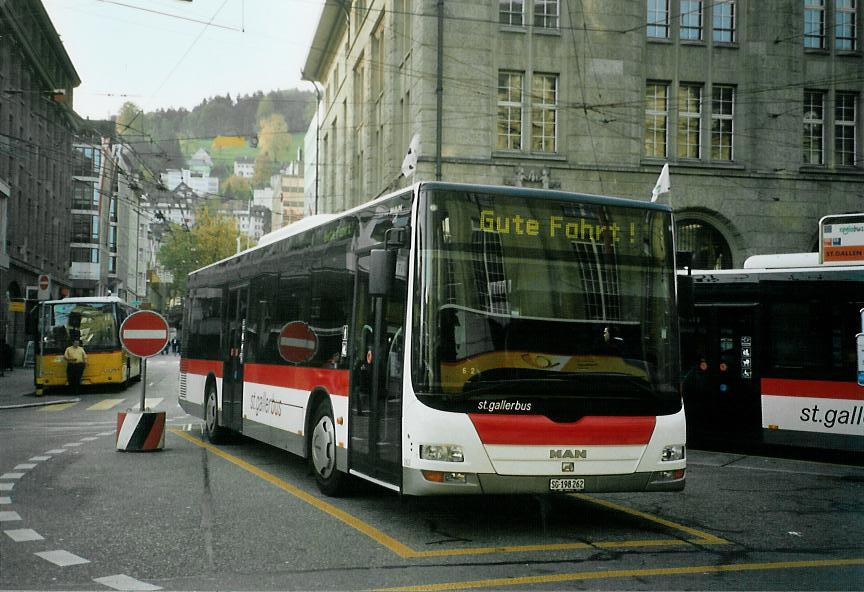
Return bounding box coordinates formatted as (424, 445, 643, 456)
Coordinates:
(63, 339, 87, 395)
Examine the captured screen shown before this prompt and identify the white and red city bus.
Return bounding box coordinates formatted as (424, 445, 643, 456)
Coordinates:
(681, 252, 864, 453)
(179, 182, 688, 495)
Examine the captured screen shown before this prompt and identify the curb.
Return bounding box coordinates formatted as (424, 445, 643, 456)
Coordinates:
(0, 397, 81, 410)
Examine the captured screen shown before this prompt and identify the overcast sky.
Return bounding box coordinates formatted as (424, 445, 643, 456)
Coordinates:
(42, 0, 323, 120)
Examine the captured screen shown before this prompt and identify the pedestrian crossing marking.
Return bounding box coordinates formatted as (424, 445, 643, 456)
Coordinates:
(132, 398, 163, 411)
(40, 403, 77, 412)
(87, 399, 125, 411)
(35, 398, 168, 413)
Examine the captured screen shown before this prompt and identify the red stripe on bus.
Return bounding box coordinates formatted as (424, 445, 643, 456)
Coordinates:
(761, 378, 864, 400)
(244, 363, 350, 397)
(180, 358, 223, 378)
(468, 414, 656, 445)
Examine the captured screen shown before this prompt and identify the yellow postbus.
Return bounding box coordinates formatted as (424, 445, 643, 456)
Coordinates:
(35, 297, 142, 391)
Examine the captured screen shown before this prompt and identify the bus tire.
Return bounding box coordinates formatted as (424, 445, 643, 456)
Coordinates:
(310, 401, 346, 496)
(204, 382, 228, 444)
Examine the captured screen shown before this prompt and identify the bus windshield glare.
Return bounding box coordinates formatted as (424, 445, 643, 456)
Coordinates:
(42, 302, 119, 353)
(412, 189, 681, 419)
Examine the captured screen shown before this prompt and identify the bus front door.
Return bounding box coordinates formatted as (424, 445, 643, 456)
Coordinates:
(222, 285, 248, 432)
(349, 255, 405, 489)
(683, 303, 761, 441)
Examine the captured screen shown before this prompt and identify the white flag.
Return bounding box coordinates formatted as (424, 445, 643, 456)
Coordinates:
(651, 163, 671, 202)
(401, 133, 420, 177)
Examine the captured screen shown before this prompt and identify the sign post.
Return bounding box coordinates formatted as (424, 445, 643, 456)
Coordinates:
(116, 311, 170, 452)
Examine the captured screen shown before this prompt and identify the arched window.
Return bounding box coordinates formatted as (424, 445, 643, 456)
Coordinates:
(675, 219, 732, 269)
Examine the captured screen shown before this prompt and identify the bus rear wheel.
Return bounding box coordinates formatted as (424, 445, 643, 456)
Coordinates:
(310, 401, 346, 496)
(204, 383, 227, 444)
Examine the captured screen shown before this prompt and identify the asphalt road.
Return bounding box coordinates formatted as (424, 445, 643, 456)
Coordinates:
(1, 356, 863, 591)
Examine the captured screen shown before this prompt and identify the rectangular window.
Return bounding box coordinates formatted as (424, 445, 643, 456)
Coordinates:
(72, 213, 100, 244)
(499, 0, 524, 26)
(713, 0, 735, 42)
(497, 71, 524, 150)
(531, 73, 558, 153)
(835, 92, 857, 167)
(804, 0, 826, 49)
(711, 85, 735, 161)
(803, 90, 825, 165)
(72, 181, 96, 210)
(680, 1, 703, 40)
(644, 82, 669, 158)
(647, 0, 670, 38)
(678, 84, 702, 159)
(534, 0, 559, 29)
(71, 247, 99, 264)
(836, 0, 857, 50)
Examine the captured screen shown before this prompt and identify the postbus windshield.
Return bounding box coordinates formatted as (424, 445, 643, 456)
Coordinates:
(41, 302, 120, 353)
(412, 188, 681, 419)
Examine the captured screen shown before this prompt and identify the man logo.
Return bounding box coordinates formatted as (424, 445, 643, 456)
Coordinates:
(549, 449, 587, 459)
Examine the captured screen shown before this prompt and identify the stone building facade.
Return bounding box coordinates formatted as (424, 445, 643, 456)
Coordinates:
(302, 0, 863, 268)
(0, 0, 80, 356)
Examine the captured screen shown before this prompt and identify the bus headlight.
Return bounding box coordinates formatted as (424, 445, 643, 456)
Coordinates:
(661, 444, 685, 462)
(420, 444, 464, 462)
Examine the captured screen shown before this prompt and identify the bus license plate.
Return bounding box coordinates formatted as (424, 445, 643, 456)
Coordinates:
(550, 478, 585, 492)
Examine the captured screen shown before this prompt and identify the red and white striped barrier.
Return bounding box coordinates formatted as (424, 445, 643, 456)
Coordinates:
(116, 411, 166, 452)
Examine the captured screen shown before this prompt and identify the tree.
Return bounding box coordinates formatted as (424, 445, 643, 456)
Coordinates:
(157, 207, 239, 299)
(221, 175, 252, 199)
(252, 153, 277, 188)
(257, 113, 292, 161)
(116, 101, 143, 136)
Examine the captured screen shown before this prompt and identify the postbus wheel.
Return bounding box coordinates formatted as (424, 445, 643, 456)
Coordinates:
(310, 401, 346, 496)
(204, 382, 227, 444)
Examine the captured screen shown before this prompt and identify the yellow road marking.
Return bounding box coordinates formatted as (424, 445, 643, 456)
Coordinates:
(40, 403, 77, 412)
(171, 429, 417, 558)
(572, 493, 727, 545)
(373, 557, 864, 591)
(170, 429, 728, 558)
(87, 399, 126, 411)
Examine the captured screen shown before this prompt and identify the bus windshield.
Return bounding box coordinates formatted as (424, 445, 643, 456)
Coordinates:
(42, 302, 120, 353)
(412, 188, 681, 419)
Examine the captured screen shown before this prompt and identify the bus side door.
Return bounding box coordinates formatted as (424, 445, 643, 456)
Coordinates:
(222, 285, 248, 431)
(683, 303, 761, 440)
(349, 251, 406, 488)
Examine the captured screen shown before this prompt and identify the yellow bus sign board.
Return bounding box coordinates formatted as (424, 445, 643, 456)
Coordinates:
(8, 301, 25, 313)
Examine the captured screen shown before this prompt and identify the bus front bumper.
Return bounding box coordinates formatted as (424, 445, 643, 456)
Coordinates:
(402, 468, 686, 495)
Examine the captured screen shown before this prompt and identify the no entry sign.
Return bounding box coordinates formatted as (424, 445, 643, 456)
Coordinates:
(278, 321, 317, 363)
(120, 311, 169, 358)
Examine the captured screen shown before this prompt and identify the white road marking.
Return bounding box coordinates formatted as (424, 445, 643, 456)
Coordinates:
(80, 436, 99, 441)
(132, 398, 164, 411)
(29, 456, 50, 461)
(0, 483, 13, 491)
(98, 431, 115, 436)
(4, 528, 44, 542)
(14, 464, 37, 470)
(93, 574, 163, 591)
(0, 511, 22, 522)
(45, 449, 67, 454)
(35, 550, 91, 566)
(63, 442, 82, 447)
(0, 473, 24, 479)
(0, 497, 11, 504)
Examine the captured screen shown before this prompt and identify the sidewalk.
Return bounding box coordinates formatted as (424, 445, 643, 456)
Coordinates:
(0, 366, 78, 409)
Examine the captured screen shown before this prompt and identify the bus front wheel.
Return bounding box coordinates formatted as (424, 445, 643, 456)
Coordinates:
(310, 401, 346, 496)
(204, 383, 227, 444)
